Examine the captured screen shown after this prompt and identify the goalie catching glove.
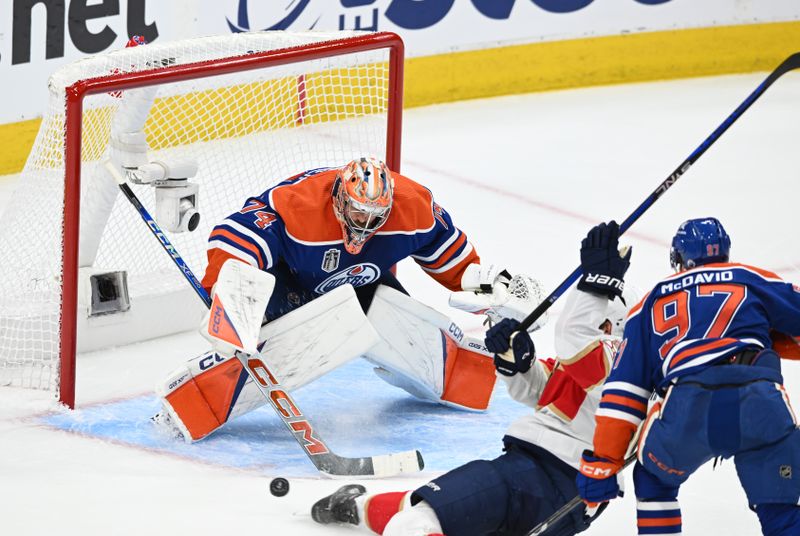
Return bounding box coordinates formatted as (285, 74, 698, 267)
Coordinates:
(460, 263, 512, 293)
(450, 264, 549, 330)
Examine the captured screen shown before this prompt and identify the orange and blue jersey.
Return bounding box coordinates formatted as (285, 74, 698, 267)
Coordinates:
(201, 167, 479, 294)
(594, 262, 800, 462)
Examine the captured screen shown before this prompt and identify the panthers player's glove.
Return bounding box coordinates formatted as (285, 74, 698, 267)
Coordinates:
(577, 221, 632, 301)
(485, 318, 535, 376)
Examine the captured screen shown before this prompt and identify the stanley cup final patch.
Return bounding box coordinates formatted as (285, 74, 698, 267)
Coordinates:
(322, 248, 341, 273)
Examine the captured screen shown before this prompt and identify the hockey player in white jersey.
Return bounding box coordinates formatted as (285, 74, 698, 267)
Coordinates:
(311, 221, 636, 536)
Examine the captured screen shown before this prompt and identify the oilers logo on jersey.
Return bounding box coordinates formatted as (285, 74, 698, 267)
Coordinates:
(314, 264, 381, 294)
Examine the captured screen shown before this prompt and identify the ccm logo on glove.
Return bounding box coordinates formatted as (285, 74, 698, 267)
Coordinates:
(580, 463, 614, 478)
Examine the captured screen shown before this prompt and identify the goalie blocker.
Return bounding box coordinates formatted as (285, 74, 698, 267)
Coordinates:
(157, 280, 497, 442)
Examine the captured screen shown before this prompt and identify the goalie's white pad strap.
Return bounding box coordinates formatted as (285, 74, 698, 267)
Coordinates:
(365, 286, 496, 411)
(158, 284, 378, 441)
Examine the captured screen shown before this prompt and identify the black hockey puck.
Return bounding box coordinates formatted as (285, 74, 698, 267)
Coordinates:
(270, 477, 290, 497)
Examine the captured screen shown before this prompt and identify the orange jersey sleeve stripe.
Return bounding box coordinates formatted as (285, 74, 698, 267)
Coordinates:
(600, 393, 647, 414)
(427, 249, 480, 292)
(209, 228, 266, 269)
(419, 232, 467, 270)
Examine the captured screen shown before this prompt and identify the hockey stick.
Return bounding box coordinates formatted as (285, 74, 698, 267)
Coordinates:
(527, 454, 637, 536)
(517, 51, 800, 333)
(104, 160, 424, 477)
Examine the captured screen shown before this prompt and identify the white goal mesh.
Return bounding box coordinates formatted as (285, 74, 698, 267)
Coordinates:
(0, 31, 403, 404)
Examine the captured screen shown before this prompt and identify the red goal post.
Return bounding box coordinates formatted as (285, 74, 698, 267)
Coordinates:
(0, 31, 404, 408)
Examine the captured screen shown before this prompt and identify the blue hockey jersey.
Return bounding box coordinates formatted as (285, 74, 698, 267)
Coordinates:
(201, 167, 479, 294)
(593, 262, 800, 462)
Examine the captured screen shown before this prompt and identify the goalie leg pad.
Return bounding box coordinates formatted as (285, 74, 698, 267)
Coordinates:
(441, 336, 496, 411)
(158, 285, 379, 441)
(257, 284, 380, 389)
(366, 286, 496, 411)
(158, 352, 253, 441)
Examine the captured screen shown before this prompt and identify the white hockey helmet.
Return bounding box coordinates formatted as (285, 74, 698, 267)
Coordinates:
(605, 285, 643, 338)
(332, 157, 394, 254)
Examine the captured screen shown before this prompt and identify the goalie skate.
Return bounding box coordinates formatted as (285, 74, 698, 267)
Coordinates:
(311, 484, 367, 526)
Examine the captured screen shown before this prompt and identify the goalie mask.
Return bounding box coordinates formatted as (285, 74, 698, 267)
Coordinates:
(332, 157, 394, 254)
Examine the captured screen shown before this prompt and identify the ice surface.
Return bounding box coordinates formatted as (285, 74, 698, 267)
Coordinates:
(2, 71, 799, 535)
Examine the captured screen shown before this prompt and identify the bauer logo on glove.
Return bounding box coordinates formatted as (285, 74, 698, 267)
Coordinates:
(577, 221, 632, 301)
(582, 272, 624, 293)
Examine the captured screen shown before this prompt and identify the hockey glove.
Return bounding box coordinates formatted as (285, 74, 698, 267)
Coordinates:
(450, 273, 549, 331)
(485, 318, 535, 376)
(576, 450, 623, 505)
(577, 221, 632, 301)
(460, 263, 512, 294)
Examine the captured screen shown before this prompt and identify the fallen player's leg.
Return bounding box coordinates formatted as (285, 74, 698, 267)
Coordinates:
(311, 439, 593, 536)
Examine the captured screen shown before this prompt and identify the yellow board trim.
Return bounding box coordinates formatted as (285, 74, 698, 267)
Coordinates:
(404, 20, 800, 107)
(0, 118, 42, 176)
(1, 21, 798, 176)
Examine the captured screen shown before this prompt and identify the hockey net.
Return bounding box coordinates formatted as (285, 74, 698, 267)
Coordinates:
(0, 31, 404, 407)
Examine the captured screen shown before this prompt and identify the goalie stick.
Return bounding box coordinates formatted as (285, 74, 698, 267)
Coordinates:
(104, 160, 424, 478)
(516, 51, 800, 334)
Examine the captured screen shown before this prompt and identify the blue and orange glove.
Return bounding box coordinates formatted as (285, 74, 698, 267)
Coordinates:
(576, 450, 624, 506)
